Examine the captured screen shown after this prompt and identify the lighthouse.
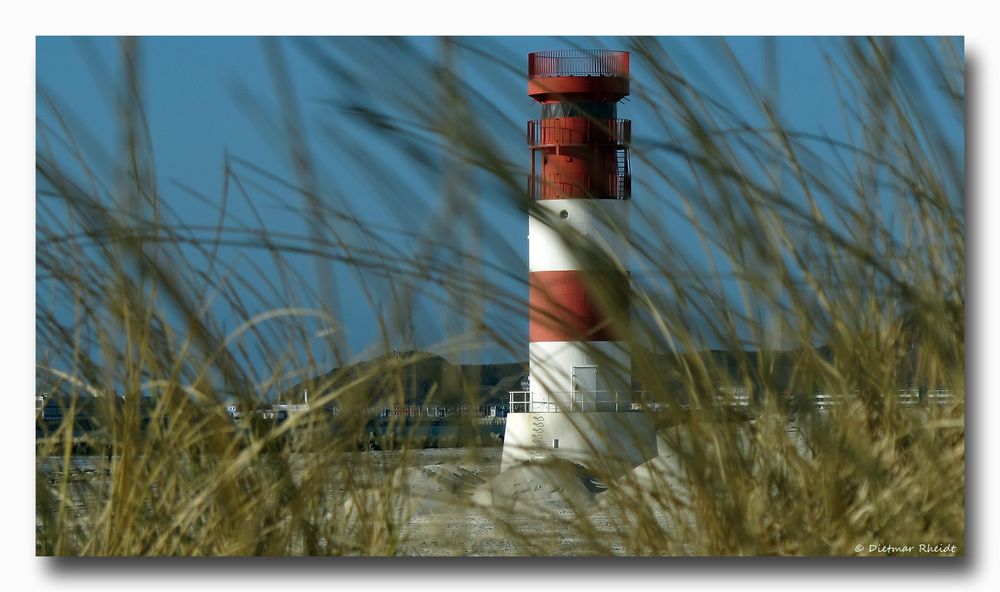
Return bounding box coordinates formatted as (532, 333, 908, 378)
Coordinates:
(501, 50, 657, 475)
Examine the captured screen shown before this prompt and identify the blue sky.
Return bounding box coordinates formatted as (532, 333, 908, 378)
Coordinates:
(36, 37, 963, 375)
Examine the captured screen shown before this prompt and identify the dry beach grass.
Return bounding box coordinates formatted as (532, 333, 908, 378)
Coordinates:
(35, 36, 964, 556)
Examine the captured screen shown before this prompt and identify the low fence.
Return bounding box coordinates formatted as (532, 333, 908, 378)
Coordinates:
(508, 387, 958, 414)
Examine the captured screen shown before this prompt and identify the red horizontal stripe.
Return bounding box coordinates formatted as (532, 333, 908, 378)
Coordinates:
(527, 76, 629, 102)
(529, 270, 629, 342)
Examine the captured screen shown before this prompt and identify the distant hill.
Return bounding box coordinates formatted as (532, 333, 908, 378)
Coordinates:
(282, 351, 527, 409)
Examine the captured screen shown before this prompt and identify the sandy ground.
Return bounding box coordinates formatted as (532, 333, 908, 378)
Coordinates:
(387, 419, 813, 556)
(40, 420, 814, 556)
(381, 446, 685, 556)
(40, 447, 675, 556)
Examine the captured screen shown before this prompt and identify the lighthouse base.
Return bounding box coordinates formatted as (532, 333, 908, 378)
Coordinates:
(500, 412, 658, 478)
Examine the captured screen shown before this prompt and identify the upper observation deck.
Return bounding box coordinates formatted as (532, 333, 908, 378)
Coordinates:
(528, 50, 630, 102)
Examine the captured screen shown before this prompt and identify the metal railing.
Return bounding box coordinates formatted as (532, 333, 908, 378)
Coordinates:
(510, 387, 958, 414)
(898, 388, 921, 406)
(508, 390, 634, 413)
(529, 50, 629, 79)
(528, 173, 630, 200)
(509, 391, 532, 413)
(527, 118, 631, 147)
(927, 388, 955, 404)
(809, 389, 956, 410)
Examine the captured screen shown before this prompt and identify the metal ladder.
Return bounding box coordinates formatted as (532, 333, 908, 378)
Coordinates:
(615, 149, 630, 198)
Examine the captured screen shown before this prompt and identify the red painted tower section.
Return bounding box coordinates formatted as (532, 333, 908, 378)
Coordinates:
(528, 50, 631, 202)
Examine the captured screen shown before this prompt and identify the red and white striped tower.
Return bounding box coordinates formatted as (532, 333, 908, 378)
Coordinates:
(502, 50, 656, 474)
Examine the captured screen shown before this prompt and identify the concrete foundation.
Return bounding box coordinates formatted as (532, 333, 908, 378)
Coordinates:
(500, 411, 658, 478)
